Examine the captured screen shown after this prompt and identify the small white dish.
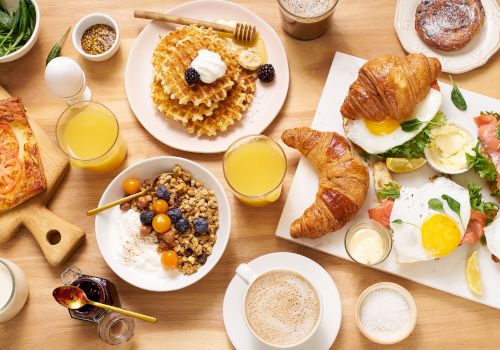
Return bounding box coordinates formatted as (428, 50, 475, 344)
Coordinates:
(394, 0, 500, 74)
(424, 120, 475, 175)
(95, 156, 231, 292)
(223, 252, 342, 350)
(0, 0, 41, 63)
(125, 0, 289, 153)
(72, 13, 120, 61)
(355, 282, 417, 345)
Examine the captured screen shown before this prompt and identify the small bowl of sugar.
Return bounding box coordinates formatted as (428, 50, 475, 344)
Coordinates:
(355, 282, 417, 345)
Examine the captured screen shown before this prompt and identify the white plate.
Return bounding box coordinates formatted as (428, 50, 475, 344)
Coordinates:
(223, 252, 342, 350)
(394, 0, 500, 74)
(95, 156, 231, 291)
(276, 52, 500, 309)
(125, 0, 289, 153)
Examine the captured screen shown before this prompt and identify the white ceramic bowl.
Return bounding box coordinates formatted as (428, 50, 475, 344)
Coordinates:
(95, 156, 231, 291)
(0, 0, 41, 63)
(72, 13, 120, 61)
(355, 282, 417, 345)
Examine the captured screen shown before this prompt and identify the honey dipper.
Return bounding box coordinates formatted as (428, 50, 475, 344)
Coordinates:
(134, 10, 257, 43)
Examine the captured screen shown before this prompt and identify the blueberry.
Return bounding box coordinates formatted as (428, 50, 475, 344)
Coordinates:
(167, 208, 182, 223)
(156, 185, 170, 201)
(174, 217, 189, 233)
(193, 217, 208, 235)
(198, 252, 208, 265)
(140, 210, 155, 226)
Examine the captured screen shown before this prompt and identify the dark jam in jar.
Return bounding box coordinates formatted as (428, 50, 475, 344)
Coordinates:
(68, 274, 120, 323)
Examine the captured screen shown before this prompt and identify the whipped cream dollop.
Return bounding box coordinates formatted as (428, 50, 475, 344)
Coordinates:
(191, 49, 227, 84)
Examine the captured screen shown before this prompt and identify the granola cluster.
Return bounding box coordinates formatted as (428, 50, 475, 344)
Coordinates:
(121, 165, 218, 275)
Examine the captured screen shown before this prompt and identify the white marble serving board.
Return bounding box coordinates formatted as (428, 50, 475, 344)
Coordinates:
(276, 52, 500, 309)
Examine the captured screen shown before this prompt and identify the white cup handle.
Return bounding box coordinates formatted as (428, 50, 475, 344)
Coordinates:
(236, 263, 257, 285)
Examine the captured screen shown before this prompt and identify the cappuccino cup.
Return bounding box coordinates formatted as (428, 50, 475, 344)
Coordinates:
(236, 264, 323, 348)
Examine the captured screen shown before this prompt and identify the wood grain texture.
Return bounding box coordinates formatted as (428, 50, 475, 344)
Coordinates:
(0, 0, 499, 349)
(0, 84, 85, 266)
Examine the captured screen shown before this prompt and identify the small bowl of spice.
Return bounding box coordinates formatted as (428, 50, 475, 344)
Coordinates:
(72, 13, 119, 61)
(355, 282, 417, 345)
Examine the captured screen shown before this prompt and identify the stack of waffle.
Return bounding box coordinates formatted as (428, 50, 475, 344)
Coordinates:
(151, 25, 257, 137)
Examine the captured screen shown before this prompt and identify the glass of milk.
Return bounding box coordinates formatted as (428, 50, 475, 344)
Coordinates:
(0, 259, 29, 322)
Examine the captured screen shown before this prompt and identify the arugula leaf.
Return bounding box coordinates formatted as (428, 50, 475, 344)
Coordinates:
(480, 235, 487, 246)
(428, 198, 445, 214)
(449, 75, 467, 111)
(379, 112, 447, 159)
(377, 182, 400, 200)
(442, 194, 465, 230)
(391, 219, 419, 228)
(400, 119, 423, 132)
(466, 141, 497, 183)
(468, 182, 499, 219)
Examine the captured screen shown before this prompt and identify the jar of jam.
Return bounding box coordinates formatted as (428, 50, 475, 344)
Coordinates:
(61, 266, 134, 345)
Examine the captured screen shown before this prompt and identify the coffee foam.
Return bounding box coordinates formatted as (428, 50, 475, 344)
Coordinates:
(245, 270, 320, 346)
(280, 0, 335, 18)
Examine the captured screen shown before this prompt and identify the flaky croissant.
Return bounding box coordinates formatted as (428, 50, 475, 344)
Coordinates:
(282, 128, 369, 239)
(340, 53, 441, 122)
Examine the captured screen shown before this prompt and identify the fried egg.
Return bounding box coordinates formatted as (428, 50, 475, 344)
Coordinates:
(344, 88, 442, 154)
(485, 214, 500, 258)
(390, 177, 471, 263)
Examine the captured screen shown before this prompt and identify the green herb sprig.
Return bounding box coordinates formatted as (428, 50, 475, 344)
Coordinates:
(442, 194, 465, 230)
(391, 219, 419, 229)
(377, 182, 401, 200)
(428, 198, 445, 214)
(46, 26, 70, 65)
(468, 182, 499, 224)
(449, 75, 467, 111)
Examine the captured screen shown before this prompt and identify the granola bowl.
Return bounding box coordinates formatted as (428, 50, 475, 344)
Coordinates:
(95, 156, 231, 291)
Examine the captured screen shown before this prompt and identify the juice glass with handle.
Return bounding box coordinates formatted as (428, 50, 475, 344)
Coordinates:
(223, 135, 287, 207)
(56, 101, 127, 173)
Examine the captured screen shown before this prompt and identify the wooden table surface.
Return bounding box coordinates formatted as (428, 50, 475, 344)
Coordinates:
(0, 0, 499, 349)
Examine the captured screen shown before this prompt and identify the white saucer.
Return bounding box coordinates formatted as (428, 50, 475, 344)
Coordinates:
(223, 252, 342, 350)
(394, 0, 500, 74)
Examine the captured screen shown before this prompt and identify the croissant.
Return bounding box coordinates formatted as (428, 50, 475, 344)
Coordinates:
(340, 53, 441, 122)
(282, 128, 369, 239)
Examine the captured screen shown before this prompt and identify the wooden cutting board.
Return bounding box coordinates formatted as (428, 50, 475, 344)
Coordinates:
(0, 84, 85, 266)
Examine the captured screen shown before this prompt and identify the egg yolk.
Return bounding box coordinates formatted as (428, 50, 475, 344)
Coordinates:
(421, 214, 461, 257)
(364, 116, 400, 135)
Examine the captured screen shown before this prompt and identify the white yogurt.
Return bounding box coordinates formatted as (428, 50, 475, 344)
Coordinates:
(191, 49, 227, 84)
(348, 228, 385, 265)
(0, 259, 28, 322)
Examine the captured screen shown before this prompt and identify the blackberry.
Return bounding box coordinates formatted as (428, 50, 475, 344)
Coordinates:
(156, 185, 170, 201)
(175, 217, 189, 233)
(167, 208, 182, 223)
(185, 67, 200, 85)
(257, 64, 275, 82)
(198, 251, 208, 265)
(193, 218, 208, 235)
(140, 210, 155, 226)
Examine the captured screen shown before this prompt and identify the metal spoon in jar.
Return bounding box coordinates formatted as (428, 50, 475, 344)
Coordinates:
(87, 175, 162, 216)
(52, 285, 157, 323)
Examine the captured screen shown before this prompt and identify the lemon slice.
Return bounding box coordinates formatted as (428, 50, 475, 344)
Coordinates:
(386, 158, 427, 173)
(466, 250, 483, 296)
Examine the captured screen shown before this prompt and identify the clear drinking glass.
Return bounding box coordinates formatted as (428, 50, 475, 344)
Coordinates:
(56, 101, 127, 173)
(277, 0, 339, 40)
(223, 135, 287, 207)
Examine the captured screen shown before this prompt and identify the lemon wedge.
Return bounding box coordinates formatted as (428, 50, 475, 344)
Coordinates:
(386, 158, 427, 173)
(466, 250, 483, 296)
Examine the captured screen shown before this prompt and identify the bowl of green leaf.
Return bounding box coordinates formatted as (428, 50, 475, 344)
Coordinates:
(0, 0, 40, 63)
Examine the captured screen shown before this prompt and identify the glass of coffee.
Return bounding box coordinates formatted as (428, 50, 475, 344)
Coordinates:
(236, 264, 323, 348)
(277, 0, 339, 40)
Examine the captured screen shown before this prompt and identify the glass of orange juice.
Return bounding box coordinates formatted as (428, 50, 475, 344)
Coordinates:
(223, 135, 287, 207)
(56, 101, 127, 173)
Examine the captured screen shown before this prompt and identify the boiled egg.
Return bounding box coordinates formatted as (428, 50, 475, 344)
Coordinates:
(485, 214, 500, 258)
(344, 88, 442, 154)
(390, 177, 471, 263)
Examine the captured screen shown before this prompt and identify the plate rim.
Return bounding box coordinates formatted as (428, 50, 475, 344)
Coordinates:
(394, 0, 500, 74)
(94, 155, 232, 292)
(124, 0, 290, 154)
